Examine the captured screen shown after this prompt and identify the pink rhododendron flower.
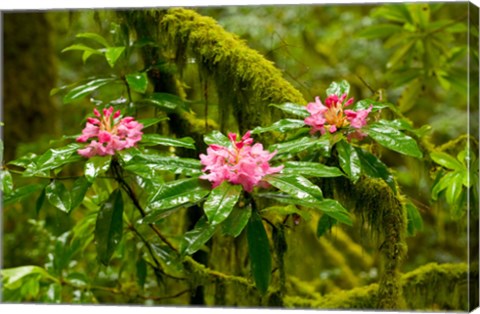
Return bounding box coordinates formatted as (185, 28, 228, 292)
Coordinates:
(199, 131, 283, 192)
(77, 107, 143, 158)
(304, 93, 373, 136)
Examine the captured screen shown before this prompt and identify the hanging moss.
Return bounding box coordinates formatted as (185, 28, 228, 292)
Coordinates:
(159, 8, 306, 139)
(333, 176, 407, 309)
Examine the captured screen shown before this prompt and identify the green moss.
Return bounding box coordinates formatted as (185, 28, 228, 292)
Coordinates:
(284, 262, 473, 311)
(159, 8, 306, 140)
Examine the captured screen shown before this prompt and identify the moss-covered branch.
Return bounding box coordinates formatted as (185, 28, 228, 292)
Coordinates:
(159, 8, 306, 137)
(284, 262, 475, 311)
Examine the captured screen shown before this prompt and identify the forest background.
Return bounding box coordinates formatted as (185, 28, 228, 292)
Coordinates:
(1, 0, 479, 312)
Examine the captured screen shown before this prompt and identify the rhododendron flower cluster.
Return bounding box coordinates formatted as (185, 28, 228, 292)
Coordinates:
(77, 106, 143, 158)
(304, 93, 373, 136)
(199, 131, 283, 192)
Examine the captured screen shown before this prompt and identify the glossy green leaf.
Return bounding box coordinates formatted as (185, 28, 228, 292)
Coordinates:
(45, 180, 72, 213)
(143, 178, 210, 223)
(61, 44, 102, 55)
(281, 161, 344, 178)
(204, 130, 231, 147)
(126, 154, 202, 176)
(270, 102, 309, 118)
(431, 171, 456, 201)
(271, 136, 330, 157)
(314, 199, 352, 226)
(336, 140, 361, 182)
(326, 80, 350, 97)
(126, 72, 148, 94)
(140, 134, 196, 150)
(3, 184, 44, 206)
(151, 244, 179, 266)
(180, 216, 217, 255)
(23, 143, 84, 176)
(252, 119, 305, 134)
(204, 182, 242, 226)
(246, 210, 271, 294)
(85, 156, 111, 182)
(8, 152, 38, 168)
(138, 93, 189, 112)
(70, 176, 91, 211)
(316, 214, 337, 238)
(222, 204, 252, 237)
(366, 123, 423, 158)
(1, 170, 13, 195)
(351, 99, 398, 113)
(104, 47, 125, 68)
(137, 117, 169, 129)
(63, 78, 117, 104)
(95, 189, 124, 266)
(446, 172, 464, 205)
(405, 201, 423, 236)
(1, 266, 53, 290)
(431, 151, 464, 171)
(76, 32, 110, 47)
(355, 147, 397, 193)
(264, 174, 323, 202)
(373, 4, 412, 24)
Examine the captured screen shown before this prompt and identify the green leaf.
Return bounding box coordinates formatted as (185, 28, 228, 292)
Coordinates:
(23, 143, 84, 176)
(351, 99, 398, 113)
(95, 189, 124, 266)
(3, 184, 45, 206)
(204, 130, 231, 147)
(326, 80, 350, 97)
(35, 188, 46, 215)
(1, 170, 13, 195)
(357, 24, 403, 39)
(355, 147, 397, 193)
(136, 257, 147, 290)
(313, 199, 353, 226)
(45, 180, 72, 213)
(246, 210, 271, 294)
(336, 140, 361, 182)
(104, 47, 125, 68)
(282, 161, 344, 178)
(366, 123, 423, 158)
(398, 78, 422, 113)
(140, 134, 196, 150)
(76, 32, 110, 47)
(63, 78, 117, 104)
(1, 266, 53, 290)
(137, 117, 169, 129)
(61, 44, 102, 55)
(271, 136, 330, 157)
(373, 4, 412, 24)
(316, 214, 337, 238)
(251, 119, 305, 134)
(431, 171, 456, 201)
(270, 102, 309, 118)
(70, 176, 91, 211)
(264, 174, 324, 202)
(180, 216, 217, 255)
(431, 151, 464, 171)
(204, 182, 242, 226)
(138, 93, 190, 112)
(445, 172, 464, 206)
(405, 201, 423, 236)
(222, 204, 252, 237)
(84, 156, 111, 183)
(126, 153, 202, 176)
(125, 72, 148, 94)
(143, 178, 210, 223)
